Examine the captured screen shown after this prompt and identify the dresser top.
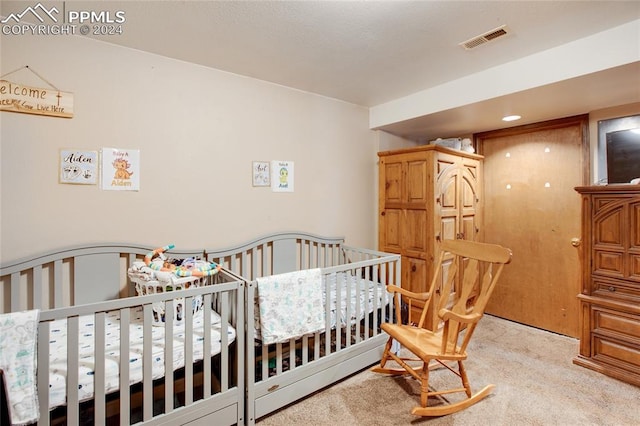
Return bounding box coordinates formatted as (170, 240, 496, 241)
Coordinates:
(575, 184, 640, 194)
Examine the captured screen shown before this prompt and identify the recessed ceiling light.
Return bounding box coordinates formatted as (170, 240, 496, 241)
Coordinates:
(502, 115, 521, 122)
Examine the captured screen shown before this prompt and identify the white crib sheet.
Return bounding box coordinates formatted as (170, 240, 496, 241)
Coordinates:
(254, 271, 388, 341)
(47, 307, 236, 409)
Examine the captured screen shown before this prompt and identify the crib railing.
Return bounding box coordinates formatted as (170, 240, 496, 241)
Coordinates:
(0, 244, 207, 312)
(205, 231, 345, 280)
(36, 270, 244, 425)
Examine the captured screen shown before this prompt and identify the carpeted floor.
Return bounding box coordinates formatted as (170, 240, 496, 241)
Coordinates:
(256, 315, 640, 425)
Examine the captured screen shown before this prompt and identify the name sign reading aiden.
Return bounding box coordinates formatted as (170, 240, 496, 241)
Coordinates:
(0, 80, 74, 118)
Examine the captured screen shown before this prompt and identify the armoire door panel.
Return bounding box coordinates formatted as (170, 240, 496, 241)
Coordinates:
(463, 162, 479, 180)
(594, 251, 625, 277)
(632, 202, 640, 248)
(461, 176, 478, 208)
(404, 209, 428, 255)
(381, 208, 402, 252)
(404, 256, 427, 294)
(595, 208, 624, 247)
(407, 160, 428, 204)
(435, 256, 457, 325)
(630, 254, 640, 281)
(439, 216, 458, 241)
(460, 215, 477, 241)
(436, 157, 456, 176)
(403, 256, 429, 323)
(383, 162, 403, 203)
(594, 198, 621, 213)
(439, 175, 459, 209)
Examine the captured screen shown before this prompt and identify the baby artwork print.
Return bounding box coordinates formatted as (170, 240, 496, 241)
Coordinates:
(101, 148, 140, 191)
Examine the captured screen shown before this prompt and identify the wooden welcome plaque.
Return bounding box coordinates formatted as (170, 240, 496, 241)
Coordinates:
(0, 79, 74, 118)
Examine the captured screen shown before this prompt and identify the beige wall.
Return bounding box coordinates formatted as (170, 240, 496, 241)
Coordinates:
(0, 33, 378, 262)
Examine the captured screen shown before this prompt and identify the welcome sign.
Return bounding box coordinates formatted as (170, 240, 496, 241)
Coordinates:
(0, 79, 74, 118)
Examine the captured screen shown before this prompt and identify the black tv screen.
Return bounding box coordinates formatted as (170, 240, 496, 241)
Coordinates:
(606, 128, 640, 184)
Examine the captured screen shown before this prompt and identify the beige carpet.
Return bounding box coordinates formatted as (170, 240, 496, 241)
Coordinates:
(257, 315, 640, 425)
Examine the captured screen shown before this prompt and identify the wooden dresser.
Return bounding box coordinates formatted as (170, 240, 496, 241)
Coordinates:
(378, 145, 483, 329)
(574, 185, 640, 386)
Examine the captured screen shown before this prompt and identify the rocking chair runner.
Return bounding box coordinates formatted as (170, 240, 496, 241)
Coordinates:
(371, 239, 512, 417)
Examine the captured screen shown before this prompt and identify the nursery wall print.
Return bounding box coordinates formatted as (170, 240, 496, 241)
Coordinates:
(59, 149, 97, 184)
(271, 160, 294, 192)
(252, 161, 270, 186)
(101, 148, 140, 191)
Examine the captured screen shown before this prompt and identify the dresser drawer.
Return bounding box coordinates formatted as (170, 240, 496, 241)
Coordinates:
(592, 334, 640, 373)
(592, 305, 640, 342)
(592, 277, 640, 304)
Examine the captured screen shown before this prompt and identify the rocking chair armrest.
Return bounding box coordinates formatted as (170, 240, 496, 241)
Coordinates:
(438, 309, 482, 324)
(386, 285, 431, 302)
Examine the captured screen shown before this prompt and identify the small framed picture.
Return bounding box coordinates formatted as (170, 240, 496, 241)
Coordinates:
(253, 161, 270, 187)
(271, 160, 294, 192)
(59, 149, 98, 185)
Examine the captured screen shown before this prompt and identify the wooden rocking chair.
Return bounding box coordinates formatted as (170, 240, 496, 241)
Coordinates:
(371, 239, 512, 417)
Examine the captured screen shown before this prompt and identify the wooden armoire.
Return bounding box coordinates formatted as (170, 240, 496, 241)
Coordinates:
(573, 185, 640, 386)
(378, 145, 483, 329)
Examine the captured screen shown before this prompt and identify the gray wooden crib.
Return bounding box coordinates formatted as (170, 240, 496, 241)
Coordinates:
(0, 244, 245, 426)
(206, 232, 401, 424)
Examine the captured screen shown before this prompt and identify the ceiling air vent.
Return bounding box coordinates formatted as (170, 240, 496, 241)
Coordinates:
(459, 25, 510, 50)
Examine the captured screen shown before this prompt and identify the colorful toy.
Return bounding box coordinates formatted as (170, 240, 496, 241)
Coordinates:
(144, 244, 222, 277)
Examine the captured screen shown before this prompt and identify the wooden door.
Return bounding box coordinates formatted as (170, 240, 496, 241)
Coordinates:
(476, 116, 588, 337)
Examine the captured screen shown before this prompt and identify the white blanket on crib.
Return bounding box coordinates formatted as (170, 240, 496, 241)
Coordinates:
(0, 310, 40, 426)
(257, 269, 325, 344)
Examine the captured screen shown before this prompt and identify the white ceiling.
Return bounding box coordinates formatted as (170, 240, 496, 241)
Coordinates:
(3, 1, 640, 140)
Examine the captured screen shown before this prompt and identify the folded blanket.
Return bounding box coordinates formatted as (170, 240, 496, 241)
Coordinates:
(257, 269, 325, 344)
(0, 310, 40, 425)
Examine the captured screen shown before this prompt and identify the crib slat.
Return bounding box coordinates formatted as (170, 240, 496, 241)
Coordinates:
(33, 266, 43, 310)
(184, 296, 194, 405)
(302, 335, 309, 365)
(261, 341, 269, 379)
(53, 259, 64, 308)
(335, 273, 343, 351)
(276, 343, 283, 375)
(67, 315, 80, 425)
(203, 294, 212, 397)
(289, 338, 295, 371)
(220, 291, 230, 391)
(37, 321, 51, 426)
(143, 305, 153, 422)
(127, 253, 138, 297)
(313, 331, 320, 361)
(324, 276, 332, 355)
(10, 272, 20, 312)
(94, 312, 106, 426)
(241, 251, 249, 280)
(120, 308, 131, 424)
(164, 300, 174, 413)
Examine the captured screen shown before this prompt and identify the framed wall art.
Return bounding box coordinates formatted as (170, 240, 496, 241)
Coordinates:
(59, 149, 98, 184)
(101, 148, 140, 191)
(252, 161, 270, 187)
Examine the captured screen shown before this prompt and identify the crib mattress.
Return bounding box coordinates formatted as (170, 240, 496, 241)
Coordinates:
(47, 307, 236, 410)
